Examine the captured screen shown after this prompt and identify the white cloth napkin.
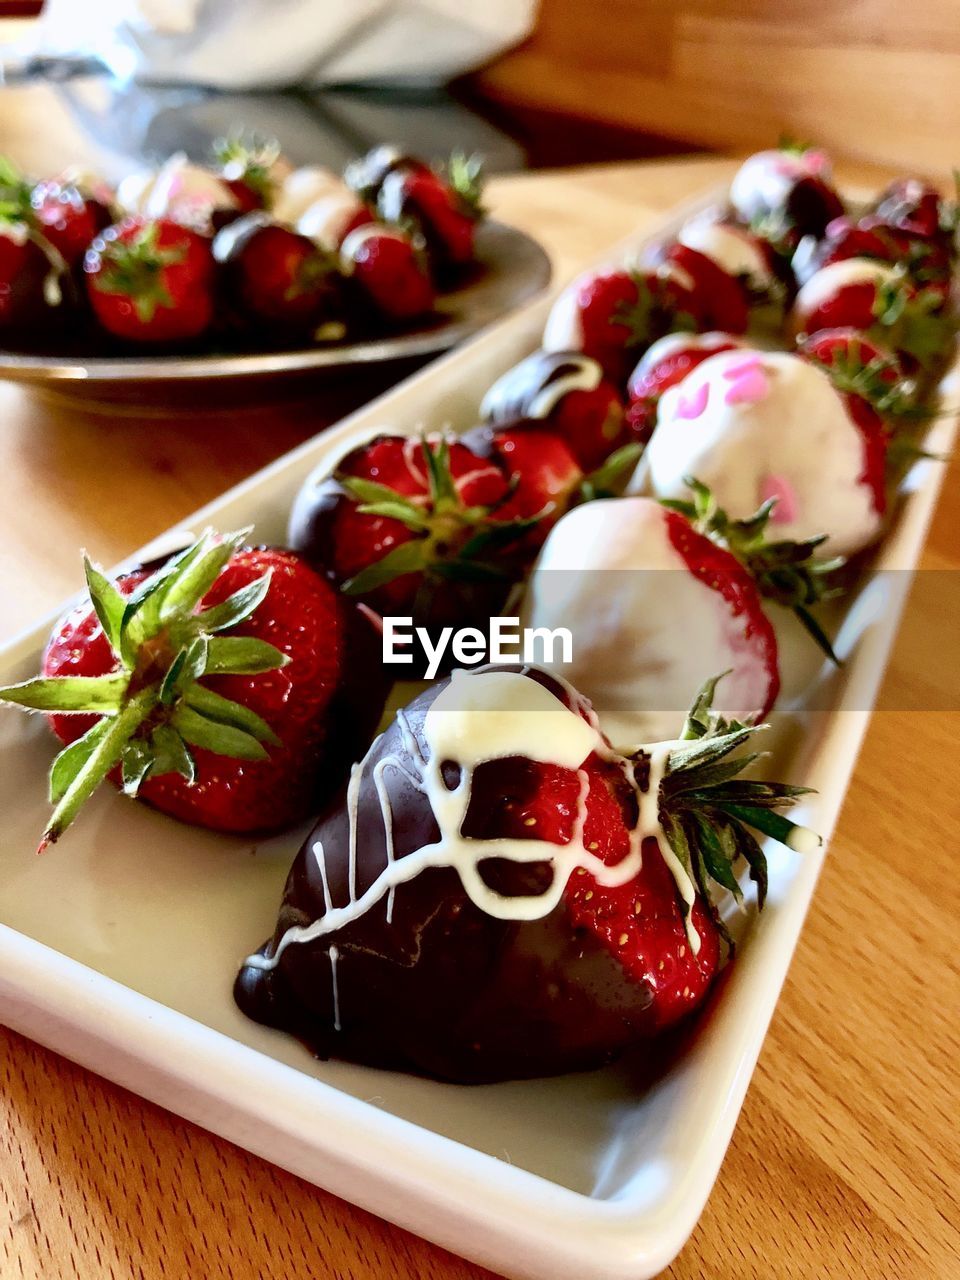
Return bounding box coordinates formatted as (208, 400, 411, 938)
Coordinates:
(30, 0, 538, 88)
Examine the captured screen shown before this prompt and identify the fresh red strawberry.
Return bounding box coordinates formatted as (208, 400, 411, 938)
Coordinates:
(792, 260, 954, 370)
(375, 151, 484, 269)
(543, 267, 696, 385)
(871, 176, 957, 245)
(730, 144, 844, 246)
(235, 667, 819, 1079)
(84, 217, 215, 343)
(0, 532, 387, 849)
(30, 179, 112, 269)
(480, 349, 630, 470)
(626, 331, 741, 443)
(213, 214, 340, 332)
(340, 223, 435, 321)
(289, 434, 540, 630)
(661, 242, 751, 333)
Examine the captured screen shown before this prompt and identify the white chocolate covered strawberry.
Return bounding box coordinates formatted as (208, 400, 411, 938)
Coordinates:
(645, 349, 887, 557)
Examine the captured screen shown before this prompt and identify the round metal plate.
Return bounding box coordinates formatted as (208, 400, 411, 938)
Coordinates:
(0, 222, 551, 394)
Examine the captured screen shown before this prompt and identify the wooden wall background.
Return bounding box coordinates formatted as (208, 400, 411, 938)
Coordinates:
(473, 0, 960, 177)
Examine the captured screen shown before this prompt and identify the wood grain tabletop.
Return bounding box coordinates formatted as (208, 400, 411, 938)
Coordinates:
(0, 113, 958, 1280)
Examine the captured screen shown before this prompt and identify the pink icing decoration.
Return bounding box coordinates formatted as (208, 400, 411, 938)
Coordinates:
(724, 367, 770, 405)
(722, 354, 764, 380)
(759, 474, 799, 524)
(676, 381, 710, 419)
(804, 149, 829, 176)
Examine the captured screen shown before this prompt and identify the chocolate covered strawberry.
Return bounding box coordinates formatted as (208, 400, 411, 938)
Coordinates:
(792, 260, 954, 370)
(236, 666, 818, 1081)
(297, 191, 372, 252)
(543, 266, 696, 384)
(0, 530, 387, 849)
(479, 349, 632, 469)
(870, 176, 959, 247)
(30, 178, 112, 269)
(730, 142, 844, 246)
(675, 210, 789, 309)
(340, 223, 434, 322)
(116, 153, 239, 233)
(84, 217, 215, 343)
(0, 156, 69, 329)
(344, 145, 431, 203)
(627, 331, 742, 443)
(645, 348, 890, 557)
(213, 214, 340, 333)
(657, 240, 757, 334)
(288, 433, 543, 632)
(523, 488, 839, 742)
(369, 150, 484, 269)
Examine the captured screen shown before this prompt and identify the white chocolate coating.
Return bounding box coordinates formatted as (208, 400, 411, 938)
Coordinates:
(730, 147, 833, 223)
(793, 259, 899, 327)
(628, 330, 742, 392)
(519, 497, 775, 744)
(272, 165, 349, 225)
(646, 349, 882, 556)
(115, 153, 237, 229)
(542, 273, 590, 352)
(297, 191, 367, 251)
(678, 213, 773, 290)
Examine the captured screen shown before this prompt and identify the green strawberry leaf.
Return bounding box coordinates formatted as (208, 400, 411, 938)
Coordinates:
(194, 570, 272, 634)
(41, 685, 159, 851)
(0, 672, 129, 714)
(121, 738, 155, 797)
(84, 558, 127, 659)
(651, 676, 821, 932)
(182, 683, 280, 747)
(422, 435, 458, 508)
(150, 724, 196, 784)
(204, 636, 288, 675)
(171, 704, 271, 761)
(158, 529, 250, 624)
(342, 538, 430, 595)
(580, 442, 644, 501)
(48, 720, 111, 805)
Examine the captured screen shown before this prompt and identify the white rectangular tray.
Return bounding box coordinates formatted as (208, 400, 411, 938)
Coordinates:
(0, 191, 955, 1280)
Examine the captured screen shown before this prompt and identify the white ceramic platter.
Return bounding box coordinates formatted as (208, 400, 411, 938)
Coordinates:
(0, 189, 956, 1280)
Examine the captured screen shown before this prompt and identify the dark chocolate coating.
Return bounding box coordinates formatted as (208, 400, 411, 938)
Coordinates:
(480, 349, 602, 426)
(235, 669, 657, 1083)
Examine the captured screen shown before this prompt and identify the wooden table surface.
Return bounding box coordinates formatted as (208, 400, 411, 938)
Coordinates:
(0, 125, 958, 1280)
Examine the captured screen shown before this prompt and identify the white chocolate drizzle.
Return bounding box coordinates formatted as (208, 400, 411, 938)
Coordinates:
(245, 668, 702, 973)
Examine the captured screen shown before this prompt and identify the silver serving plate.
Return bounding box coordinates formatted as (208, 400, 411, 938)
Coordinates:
(0, 222, 551, 401)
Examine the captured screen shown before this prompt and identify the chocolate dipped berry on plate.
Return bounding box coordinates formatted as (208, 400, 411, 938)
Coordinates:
(235, 666, 818, 1083)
